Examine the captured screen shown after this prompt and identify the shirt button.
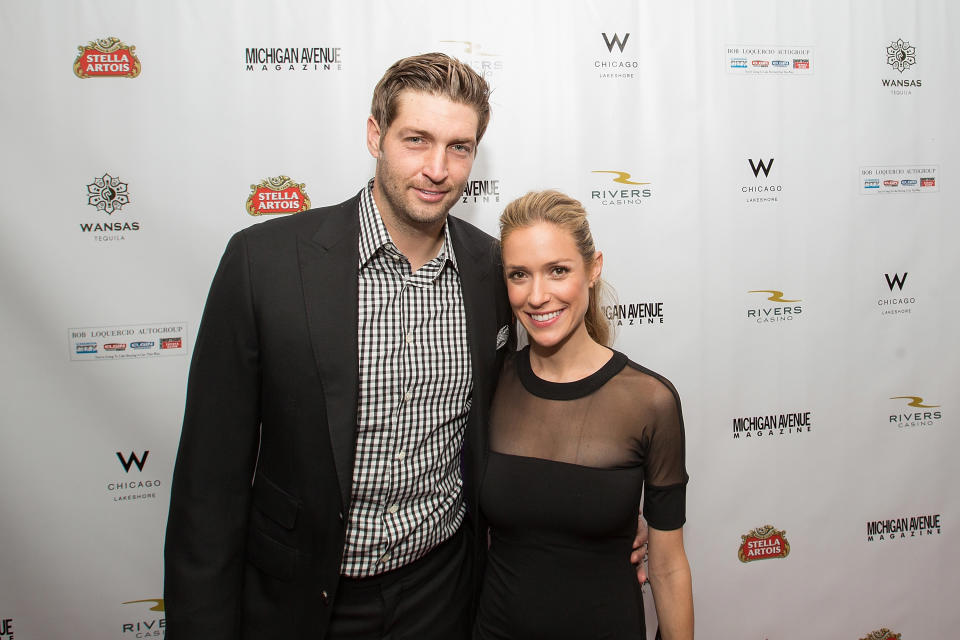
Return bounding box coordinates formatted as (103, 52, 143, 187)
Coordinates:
(405, 332, 413, 344)
(403, 390, 411, 402)
(395, 449, 406, 461)
(320, 590, 330, 605)
(381, 552, 392, 562)
(387, 504, 399, 514)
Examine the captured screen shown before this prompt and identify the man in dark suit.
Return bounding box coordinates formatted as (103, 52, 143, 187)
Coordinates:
(164, 53, 513, 639)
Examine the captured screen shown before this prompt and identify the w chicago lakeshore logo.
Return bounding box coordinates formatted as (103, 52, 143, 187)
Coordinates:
(593, 31, 638, 79)
(741, 157, 782, 204)
(108, 450, 161, 503)
(745, 289, 803, 324)
(878, 272, 915, 316)
(888, 395, 942, 428)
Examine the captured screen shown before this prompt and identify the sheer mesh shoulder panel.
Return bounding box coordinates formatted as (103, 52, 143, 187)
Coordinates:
(488, 348, 688, 529)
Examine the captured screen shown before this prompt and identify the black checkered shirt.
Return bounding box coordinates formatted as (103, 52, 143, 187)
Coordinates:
(340, 182, 473, 577)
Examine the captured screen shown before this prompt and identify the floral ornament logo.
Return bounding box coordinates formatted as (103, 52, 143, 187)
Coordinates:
(87, 173, 130, 214)
(886, 39, 916, 73)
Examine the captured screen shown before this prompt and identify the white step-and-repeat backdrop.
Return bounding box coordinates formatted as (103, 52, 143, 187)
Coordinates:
(1, 1, 957, 638)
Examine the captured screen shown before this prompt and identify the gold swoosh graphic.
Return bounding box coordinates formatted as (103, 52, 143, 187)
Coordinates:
(122, 599, 165, 612)
(890, 396, 940, 408)
(748, 290, 801, 303)
(592, 170, 650, 185)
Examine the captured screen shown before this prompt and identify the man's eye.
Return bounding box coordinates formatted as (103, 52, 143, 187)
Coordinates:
(452, 144, 471, 153)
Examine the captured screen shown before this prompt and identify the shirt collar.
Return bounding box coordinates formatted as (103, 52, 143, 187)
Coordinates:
(358, 179, 459, 272)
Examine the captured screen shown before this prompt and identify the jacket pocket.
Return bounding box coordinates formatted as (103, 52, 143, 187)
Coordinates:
(246, 526, 299, 582)
(252, 472, 301, 529)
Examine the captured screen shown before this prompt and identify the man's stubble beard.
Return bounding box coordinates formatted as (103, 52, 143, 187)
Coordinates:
(375, 156, 465, 231)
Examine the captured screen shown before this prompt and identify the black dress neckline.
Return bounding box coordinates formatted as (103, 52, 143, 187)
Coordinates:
(516, 345, 628, 401)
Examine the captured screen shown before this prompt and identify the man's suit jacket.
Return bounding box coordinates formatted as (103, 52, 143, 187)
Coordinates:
(164, 192, 512, 639)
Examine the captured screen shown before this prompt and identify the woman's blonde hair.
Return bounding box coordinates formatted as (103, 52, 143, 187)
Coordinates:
(499, 190, 611, 347)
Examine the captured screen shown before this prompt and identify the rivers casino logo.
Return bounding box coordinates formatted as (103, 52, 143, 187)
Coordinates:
(590, 170, 652, 208)
(888, 395, 942, 428)
(121, 599, 164, 637)
(738, 525, 790, 562)
(742, 158, 782, 204)
(246, 176, 311, 215)
(860, 630, 901, 640)
(883, 38, 920, 95)
(74, 37, 141, 78)
(438, 40, 504, 82)
(746, 290, 803, 324)
(866, 513, 941, 542)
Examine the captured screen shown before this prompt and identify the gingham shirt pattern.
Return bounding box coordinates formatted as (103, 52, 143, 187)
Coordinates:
(340, 182, 473, 577)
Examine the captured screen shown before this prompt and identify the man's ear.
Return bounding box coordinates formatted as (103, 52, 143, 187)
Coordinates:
(366, 115, 382, 158)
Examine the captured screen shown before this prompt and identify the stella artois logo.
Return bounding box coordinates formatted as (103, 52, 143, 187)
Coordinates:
(246, 176, 311, 216)
(860, 629, 901, 640)
(74, 37, 141, 78)
(738, 524, 790, 562)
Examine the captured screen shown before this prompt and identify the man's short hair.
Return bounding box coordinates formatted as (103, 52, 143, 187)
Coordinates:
(371, 52, 491, 143)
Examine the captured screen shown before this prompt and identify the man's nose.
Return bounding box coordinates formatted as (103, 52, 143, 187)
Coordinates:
(422, 146, 448, 183)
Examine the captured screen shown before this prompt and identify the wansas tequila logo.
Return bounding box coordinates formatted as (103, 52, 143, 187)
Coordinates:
(738, 525, 790, 562)
(883, 38, 920, 95)
(590, 171, 652, 207)
(746, 290, 802, 324)
(81, 173, 141, 242)
(889, 396, 941, 428)
(246, 176, 311, 215)
(74, 37, 141, 78)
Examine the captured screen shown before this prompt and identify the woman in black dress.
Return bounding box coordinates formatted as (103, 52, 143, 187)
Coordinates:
(474, 190, 694, 640)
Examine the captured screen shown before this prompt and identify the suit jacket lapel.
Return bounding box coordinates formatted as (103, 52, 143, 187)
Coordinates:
(298, 198, 360, 513)
(449, 217, 499, 513)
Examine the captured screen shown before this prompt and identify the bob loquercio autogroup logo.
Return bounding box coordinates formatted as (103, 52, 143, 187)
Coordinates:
(68, 323, 187, 361)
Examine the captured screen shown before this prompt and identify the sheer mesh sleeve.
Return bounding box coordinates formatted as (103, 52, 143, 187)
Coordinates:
(487, 349, 688, 530)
